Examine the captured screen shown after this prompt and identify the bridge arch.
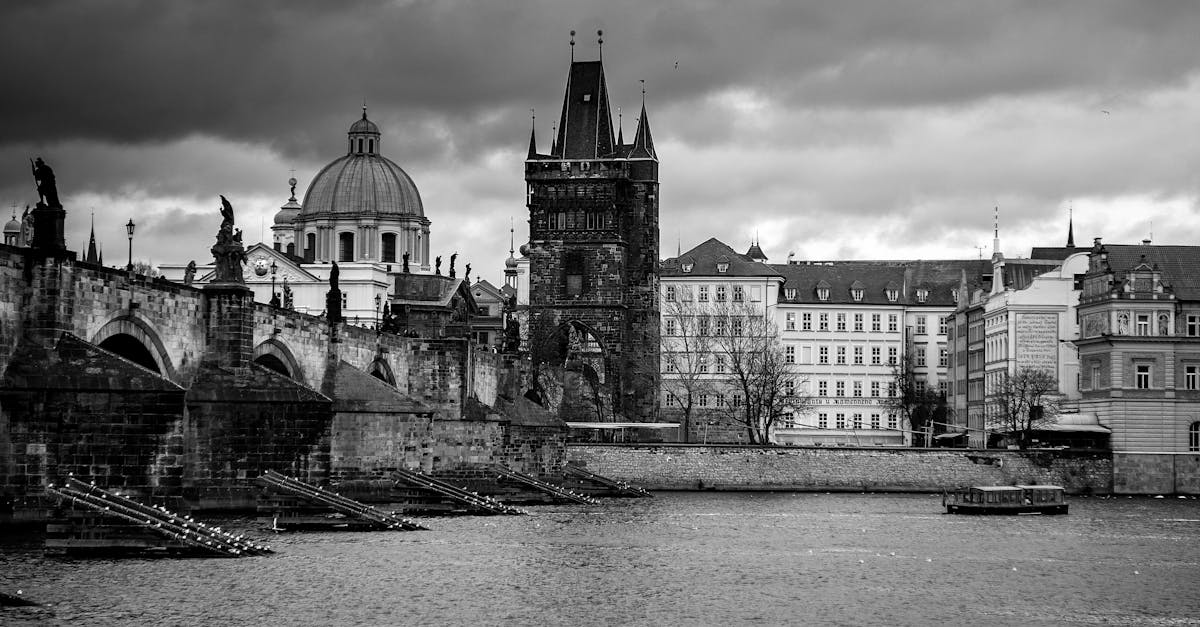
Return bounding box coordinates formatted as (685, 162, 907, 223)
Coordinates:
(91, 315, 177, 381)
(252, 338, 306, 385)
(368, 356, 396, 386)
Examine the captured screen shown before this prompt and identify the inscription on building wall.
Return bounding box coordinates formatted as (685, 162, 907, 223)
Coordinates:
(1016, 312, 1059, 376)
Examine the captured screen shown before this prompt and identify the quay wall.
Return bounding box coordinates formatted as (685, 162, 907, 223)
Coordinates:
(568, 445, 1115, 494)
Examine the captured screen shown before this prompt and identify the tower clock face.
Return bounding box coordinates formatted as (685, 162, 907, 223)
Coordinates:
(253, 257, 270, 277)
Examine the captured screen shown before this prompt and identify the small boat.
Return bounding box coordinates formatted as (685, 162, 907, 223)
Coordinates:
(943, 485, 1068, 515)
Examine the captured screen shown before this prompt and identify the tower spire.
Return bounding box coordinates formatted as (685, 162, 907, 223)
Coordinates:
(597, 30, 603, 62)
(1066, 203, 1075, 248)
(527, 109, 538, 159)
(570, 30, 575, 62)
(85, 211, 99, 264)
(992, 206, 1003, 262)
(617, 106, 623, 146)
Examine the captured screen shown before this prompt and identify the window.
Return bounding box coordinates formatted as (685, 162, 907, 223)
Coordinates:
(916, 316, 927, 335)
(854, 346, 863, 365)
(785, 380, 795, 396)
(698, 286, 709, 302)
(870, 413, 881, 429)
(837, 313, 847, 332)
(819, 346, 829, 365)
(916, 289, 928, 303)
(732, 318, 743, 335)
(817, 287, 830, 301)
(852, 413, 863, 429)
(698, 394, 709, 407)
(836, 381, 845, 397)
(1136, 364, 1151, 389)
(818, 381, 828, 397)
(716, 285, 727, 302)
(854, 313, 864, 332)
(819, 313, 830, 331)
(818, 413, 828, 429)
(698, 316, 710, 336)
(886, 288, 898, 303)
(888, 414, 898, 430)
(853, 381, 863, 397)
(915, 380, 927, 394)
(1136, 314, 1150, 336)
(665, 319, 676, 336)
(952, 290, 959, 303)
(338, 232, 355, 262)
(732, 394, 743, 408)
(681, 262, 693, 273)
(1191, 421, 1200, 452)
(836, 413, 846, 429)
(716, 393, 726, 407)
(916, 347, 927, 367)
(381, 233, 397, 263)
(666, 285, 676, 302)
(836, 346, 847, 365)
(566, 252, 585, 297)
(715, 355, 725, 372)
(802, 313, 813, 331)
(784, 288, 796, 300)
(1186, 365, 1199, 391)
(665, 394, 677, 406)
(305, 233, 317, 261)
(785, 345, 795, 363)
(665, 360, 677, 374)
(1091, 364, 1102, 389)
(698, 356, 708, 374)
(851, 288, 864, 302)
(1188, 315, 1200, 336)
(715, 318, 727, 336)
(888, 347, 898, 365)
(872, 314, 881, 332)
(938, 316, 949, 335)
(733, 286, 745, 302)
(871, 381, 881, 397)
(939, 347, 948, 368)
(716, 261, 729, 273)
(786, 312, 796, 331)
(888, 314, 898, 332)
(871, 347, 881, 365)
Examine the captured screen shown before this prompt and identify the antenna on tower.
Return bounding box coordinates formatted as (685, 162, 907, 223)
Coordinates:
(640, 79, 646, 106)
(597, 30, 604, 61)
(570, 30, 576, 62)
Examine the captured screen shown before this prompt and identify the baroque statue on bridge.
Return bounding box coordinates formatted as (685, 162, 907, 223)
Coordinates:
(210, 195, 247, 283)
(30, 157, 60, 207)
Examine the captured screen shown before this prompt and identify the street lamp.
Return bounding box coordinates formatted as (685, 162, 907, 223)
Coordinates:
(125, 219, 135, 272)
(270, 260, 278, 305)
(374, 293, 382, 331)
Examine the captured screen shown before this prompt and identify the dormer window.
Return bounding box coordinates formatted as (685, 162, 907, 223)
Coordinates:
(583, 93, 592, 102)
(717, 261, 729, 273)
(885, 283, 899, 303)
(916, 289, 929, 303)
(784, 288, 797, 300)
(682, 262, 694, 273)
(951, 290, 959, 303)
(817, 288, 830, 301)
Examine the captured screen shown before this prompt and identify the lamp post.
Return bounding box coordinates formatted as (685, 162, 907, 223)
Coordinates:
(374, 293, 382, 331)
(125, 219, 135, 272)
(270, 260, 278, 305)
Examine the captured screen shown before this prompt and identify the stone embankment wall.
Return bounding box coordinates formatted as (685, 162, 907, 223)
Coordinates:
(1114, 453, 1200, 495)
(569, 445, 1114, 494)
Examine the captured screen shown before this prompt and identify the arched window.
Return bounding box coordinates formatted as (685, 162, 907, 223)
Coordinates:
(381, 233, 397, 263)
(1190, 421, 1200, 452)
(339, 232, 355, 262)
(357, 138, 363, 153)
(286, 242, 295, 256)
(368, 139, 375, 154)
(305, 233, 316, 262)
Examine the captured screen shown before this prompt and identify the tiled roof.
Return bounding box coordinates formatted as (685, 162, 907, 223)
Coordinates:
(1000, 259, 1063, 291)
(554, 61, 616, 159)
(772, 259, 991, 306)
(1099, 244, 1200, 300)
(1030, 246, 1081, 261)
(661, 238, 781, 278)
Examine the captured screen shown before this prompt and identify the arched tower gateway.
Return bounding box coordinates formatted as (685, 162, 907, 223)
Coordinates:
(525, 50, 660, 422)
(291, 107, 431, 269)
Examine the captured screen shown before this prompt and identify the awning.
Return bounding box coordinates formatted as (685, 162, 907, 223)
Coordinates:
(934, 431, 968, 440)
(566, 422, 681, 430)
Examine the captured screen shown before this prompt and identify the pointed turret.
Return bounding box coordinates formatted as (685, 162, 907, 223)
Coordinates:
(554, 60, 616, 158)
(628, 102, 657, 160)
(527, 122, 538, 159)
(1066, 207, 1076, 248)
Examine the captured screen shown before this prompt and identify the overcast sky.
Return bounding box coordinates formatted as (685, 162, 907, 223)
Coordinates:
(4, 1, 1199, 284)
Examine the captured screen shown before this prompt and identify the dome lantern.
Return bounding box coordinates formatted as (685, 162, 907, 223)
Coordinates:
(348, 105, 381, 155)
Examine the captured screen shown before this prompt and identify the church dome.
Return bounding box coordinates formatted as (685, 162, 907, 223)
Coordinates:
(297, 108, 424, 219)
(505, 255, 518, 268)
(3, 215, 20, 234)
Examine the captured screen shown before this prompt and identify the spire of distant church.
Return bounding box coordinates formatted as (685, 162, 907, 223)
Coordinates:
(992, 206, 1003, 262)
(617, 106, 624, 146)
(1066, 204, 1076, 248)
(85, 211, 99, 264)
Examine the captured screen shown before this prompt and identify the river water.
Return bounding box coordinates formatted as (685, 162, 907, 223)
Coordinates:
(2, 492, 1199, 626)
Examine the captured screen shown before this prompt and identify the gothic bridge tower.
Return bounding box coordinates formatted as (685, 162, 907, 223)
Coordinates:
(525, 42, 660, 422)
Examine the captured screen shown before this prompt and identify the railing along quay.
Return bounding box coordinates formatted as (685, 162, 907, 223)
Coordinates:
(45, 476, 273, 557)
(257, 470, 426, 531)
(391, 468, 526, 515)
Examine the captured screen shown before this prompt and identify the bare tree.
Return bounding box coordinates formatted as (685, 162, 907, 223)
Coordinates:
(707, 302, 812, 444)
(659, 298, 719, 442)
(988, 367, 1060, 449)
(884, 354, 945, 447)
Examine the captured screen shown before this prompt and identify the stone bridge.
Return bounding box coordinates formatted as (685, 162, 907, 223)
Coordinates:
(0, 244, 563, 517)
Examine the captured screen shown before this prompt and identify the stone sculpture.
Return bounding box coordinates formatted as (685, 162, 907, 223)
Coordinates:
(30, 158, 59, 207)
(210, 195, 247, 283)
(183, 260, 197, 285)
